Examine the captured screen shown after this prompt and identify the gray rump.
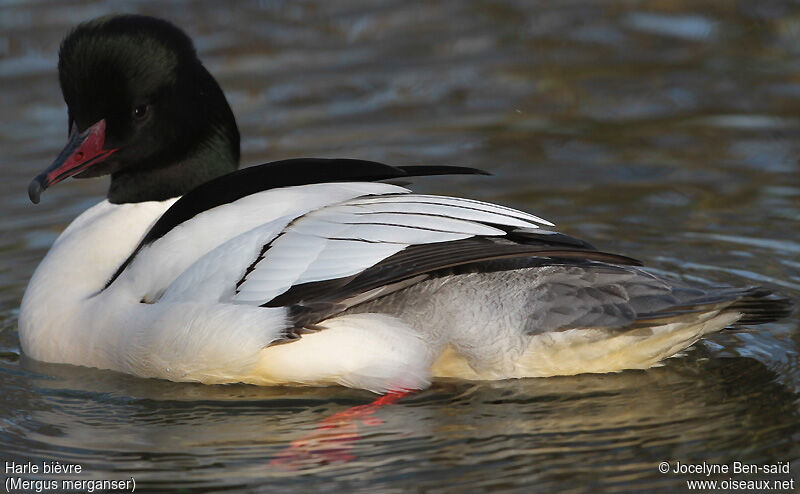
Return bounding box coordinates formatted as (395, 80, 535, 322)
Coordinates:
(340, 260, 778, 336)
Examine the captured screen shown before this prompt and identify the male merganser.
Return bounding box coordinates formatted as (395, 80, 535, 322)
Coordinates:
(19, 15, 791, 393)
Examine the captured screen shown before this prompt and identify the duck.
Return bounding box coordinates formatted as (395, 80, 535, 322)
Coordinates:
(19, 14, 792, 393)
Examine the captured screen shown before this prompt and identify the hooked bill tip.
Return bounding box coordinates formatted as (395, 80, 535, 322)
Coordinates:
(28, 177, 44, 204)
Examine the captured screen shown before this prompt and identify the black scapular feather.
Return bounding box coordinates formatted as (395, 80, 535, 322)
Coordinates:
(102, 158, 488, 289)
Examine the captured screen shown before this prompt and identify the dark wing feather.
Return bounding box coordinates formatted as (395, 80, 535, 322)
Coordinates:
(270, 237, 641, 328)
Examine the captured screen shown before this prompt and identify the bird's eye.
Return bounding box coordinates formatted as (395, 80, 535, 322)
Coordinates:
(132, 104, 149, 120)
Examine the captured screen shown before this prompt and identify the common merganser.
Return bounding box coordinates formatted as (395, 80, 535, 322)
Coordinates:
(19, 15, 791, 393)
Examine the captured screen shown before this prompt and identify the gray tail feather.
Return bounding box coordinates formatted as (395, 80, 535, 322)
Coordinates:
(629, 286, 793, 329)
(727, 287, 794, 327)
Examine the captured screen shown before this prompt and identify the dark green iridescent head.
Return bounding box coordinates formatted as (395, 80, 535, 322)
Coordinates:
(32, 15, 240, 204)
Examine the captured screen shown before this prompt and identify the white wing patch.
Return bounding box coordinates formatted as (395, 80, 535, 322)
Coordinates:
(126, 181, 412, 304)
(346, 194, 554, 227)
(233, 194, 554, 306)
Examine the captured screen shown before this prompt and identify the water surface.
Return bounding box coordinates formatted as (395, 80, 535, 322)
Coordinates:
(1, 1, 798, 492)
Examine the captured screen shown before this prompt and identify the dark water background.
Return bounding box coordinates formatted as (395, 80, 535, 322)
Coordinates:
(1, 1, 799, 492)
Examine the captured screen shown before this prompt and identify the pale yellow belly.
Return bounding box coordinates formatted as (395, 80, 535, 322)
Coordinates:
(431, 312, 741, 380)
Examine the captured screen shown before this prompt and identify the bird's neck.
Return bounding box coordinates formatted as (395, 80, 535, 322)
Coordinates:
(108, 129, 238, 203)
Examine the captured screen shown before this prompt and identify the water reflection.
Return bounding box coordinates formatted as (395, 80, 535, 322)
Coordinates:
(1, 346, 797, 491)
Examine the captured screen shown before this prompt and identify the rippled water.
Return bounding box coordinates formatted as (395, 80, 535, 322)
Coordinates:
(1, 1, 799, 492)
